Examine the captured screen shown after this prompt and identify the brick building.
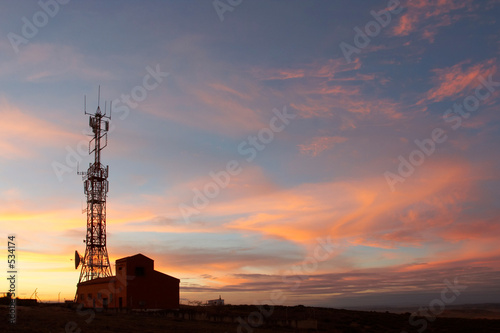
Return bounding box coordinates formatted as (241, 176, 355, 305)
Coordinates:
(76, 254, 179, 309)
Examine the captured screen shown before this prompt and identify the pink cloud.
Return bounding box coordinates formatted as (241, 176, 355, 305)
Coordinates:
(142, 74, 269, 137)
(0, 43, 113, 82)
(419, 58, 497, 104)
(392, 0, 475, 42)
(252, 58, 361, 81)
(252, 59, 403, 122)
(142, 56, 402, 136)
(0, 98, 80, 159)
(393, 13, 417, 36)
(298, 136, 348, 156)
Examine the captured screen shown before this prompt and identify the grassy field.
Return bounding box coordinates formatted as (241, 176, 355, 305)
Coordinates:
(2, 303, 500, 332)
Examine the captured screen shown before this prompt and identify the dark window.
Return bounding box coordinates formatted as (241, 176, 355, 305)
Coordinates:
(87, 293, 92, 300)
(135, 266, 145, 276)
(118, 266, 122, 271)
(80, 294, 84, 300)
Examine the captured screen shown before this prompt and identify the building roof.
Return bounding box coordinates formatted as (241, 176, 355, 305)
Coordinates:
(115, 253, 153, 263)
(77, 276, 115, 287)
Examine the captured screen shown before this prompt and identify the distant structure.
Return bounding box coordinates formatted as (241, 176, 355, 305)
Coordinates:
(73, 88, 179, 309)
(207, 295, 224, 306)
(75, 87, 112, 283)
(76, 254, 179, 310)
(0, 292, 37, 306)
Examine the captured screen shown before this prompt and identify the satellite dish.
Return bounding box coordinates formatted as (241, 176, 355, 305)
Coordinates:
(75, 251, 82, 270)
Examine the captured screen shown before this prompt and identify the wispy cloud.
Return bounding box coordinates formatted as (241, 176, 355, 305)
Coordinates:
(0, 43, 113, 82)
(0, 98, 79, 159)
(392, 0, 475, 42)
(298, 136, 348, 156)
(420, 58, 498, 104)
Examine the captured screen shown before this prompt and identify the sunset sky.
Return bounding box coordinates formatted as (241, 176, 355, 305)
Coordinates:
(1, 0, 500, 307)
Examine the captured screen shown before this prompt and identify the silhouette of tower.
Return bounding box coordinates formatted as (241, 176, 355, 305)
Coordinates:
(75, 87, 112, 283)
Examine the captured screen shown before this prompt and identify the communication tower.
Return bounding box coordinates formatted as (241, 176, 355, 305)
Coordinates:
(75, 87, 113, 283)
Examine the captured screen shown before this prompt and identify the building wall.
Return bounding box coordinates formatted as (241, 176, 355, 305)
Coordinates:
(76, 277, 115, 309)
(127, 270, 179, 309)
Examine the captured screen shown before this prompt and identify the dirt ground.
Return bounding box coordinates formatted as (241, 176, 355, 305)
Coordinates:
(2, 303, 500, 333)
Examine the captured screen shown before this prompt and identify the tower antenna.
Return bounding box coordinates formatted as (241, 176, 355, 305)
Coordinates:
(75, 86, 112, 286)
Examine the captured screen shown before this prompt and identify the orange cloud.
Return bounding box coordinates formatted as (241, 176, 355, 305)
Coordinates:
(219, 157, 481, 249)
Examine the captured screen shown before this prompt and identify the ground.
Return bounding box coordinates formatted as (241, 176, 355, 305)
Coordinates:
(1, 303, 500, 332)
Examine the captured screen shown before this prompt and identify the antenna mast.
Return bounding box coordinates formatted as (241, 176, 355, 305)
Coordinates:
(76, 86, 113, 283)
